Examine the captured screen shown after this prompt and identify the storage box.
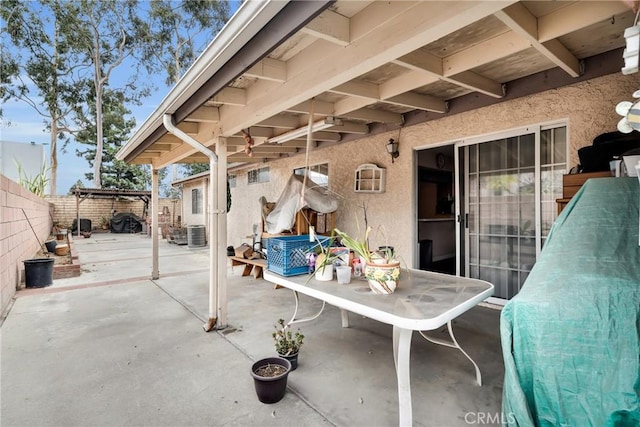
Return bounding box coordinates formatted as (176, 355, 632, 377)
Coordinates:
(234, 243, 254, 259)
(266, 235, 329, 276)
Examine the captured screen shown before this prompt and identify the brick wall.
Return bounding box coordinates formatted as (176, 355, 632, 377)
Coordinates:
(45, 195, 182, 230)
(1, 174, 54, 317)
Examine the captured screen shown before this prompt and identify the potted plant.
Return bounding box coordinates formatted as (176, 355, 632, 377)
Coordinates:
(249, 356, 292, 404)
(334, 227, 401, 294)
(307, 233, 341, 281)
(99, 216, 110, 230)
(55, 222, 69, 240)
(272, 318, 304, 370)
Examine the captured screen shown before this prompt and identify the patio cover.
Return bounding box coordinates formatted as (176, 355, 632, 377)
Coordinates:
(500, 177, 640, 426)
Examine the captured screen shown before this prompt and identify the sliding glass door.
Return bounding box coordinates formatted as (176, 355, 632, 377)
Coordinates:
(459, 125, 566, 301)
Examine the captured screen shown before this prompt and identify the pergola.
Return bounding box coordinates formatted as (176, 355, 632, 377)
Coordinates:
(72, 188, 151, 237)
(116, 0, 636, 331)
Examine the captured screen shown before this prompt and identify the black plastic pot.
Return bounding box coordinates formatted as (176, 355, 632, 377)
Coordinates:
(250, 357, 291, 404)
(279, 352, 298, 371)
(23, 258, 55, 288)
(44, 240, 57, 253)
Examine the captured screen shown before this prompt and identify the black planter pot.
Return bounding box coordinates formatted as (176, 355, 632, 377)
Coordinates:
(250, 357, 291, 404)
(44, 240, 57, 253)
(23, 258, 55, 288)
(279, 352, 299, 371)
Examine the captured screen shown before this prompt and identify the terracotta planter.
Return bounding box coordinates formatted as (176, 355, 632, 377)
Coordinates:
(364, 261, 401, 294)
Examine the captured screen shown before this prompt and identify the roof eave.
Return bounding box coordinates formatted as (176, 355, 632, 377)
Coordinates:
(116, 0, 291, 163)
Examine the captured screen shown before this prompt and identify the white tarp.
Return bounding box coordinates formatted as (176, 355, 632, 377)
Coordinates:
(263, 174, 338, 234)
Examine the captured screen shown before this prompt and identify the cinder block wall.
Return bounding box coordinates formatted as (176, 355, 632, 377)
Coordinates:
(1, 174, 53, 317)
(45, 195, 182, 230)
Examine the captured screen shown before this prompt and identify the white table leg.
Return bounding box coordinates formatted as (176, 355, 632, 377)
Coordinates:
(418, 320, 482, 386)
(340, 309, 349, 328)
(393, 326, 413, 427)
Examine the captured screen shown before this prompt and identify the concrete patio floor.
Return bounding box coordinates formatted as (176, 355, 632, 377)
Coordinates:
(1, 233, 504, 427)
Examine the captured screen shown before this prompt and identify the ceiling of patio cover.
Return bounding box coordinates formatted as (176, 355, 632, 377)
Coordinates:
(500, 177, 640, 426)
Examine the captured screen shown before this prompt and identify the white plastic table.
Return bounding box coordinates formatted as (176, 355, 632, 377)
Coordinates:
(263, 268, 494, 427)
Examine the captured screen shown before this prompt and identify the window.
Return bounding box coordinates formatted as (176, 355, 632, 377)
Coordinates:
(191, 188, 203, 214)
(294, 163, 329, 188)
(248, 167, 269, 184)
(228, 174, 236, 188)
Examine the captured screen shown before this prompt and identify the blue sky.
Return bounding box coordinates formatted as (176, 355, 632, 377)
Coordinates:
(1, 85, 169, 194)
(1, 1, 240, 195)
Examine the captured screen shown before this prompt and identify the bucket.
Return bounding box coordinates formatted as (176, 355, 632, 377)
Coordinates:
(44, 240, 57, 253)
(23, 258, 55, 288)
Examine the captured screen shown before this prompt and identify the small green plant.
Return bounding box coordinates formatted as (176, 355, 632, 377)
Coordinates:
(272, 319, 304, 356)
(14, 160, 50, 197)
(334, 226, 399, 265)
(334, 226, 373, 263)
(308, 232, 340, 273)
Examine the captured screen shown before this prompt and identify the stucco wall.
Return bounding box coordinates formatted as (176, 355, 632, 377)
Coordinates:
(180, 181, 208, 227)
(0, 174, 53, 317)
(227, 73, 638, 267)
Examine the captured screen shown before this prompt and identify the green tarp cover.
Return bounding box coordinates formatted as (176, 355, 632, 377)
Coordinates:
(501, 177, 640, 426)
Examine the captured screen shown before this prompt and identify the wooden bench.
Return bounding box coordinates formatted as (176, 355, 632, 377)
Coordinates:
(229, 256, 267, 279)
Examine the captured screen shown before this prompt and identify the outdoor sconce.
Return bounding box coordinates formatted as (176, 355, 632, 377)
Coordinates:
(386, 138, 399, 163)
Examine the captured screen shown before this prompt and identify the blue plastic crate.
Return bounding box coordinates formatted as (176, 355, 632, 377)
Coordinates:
(266, 235, 329, 276)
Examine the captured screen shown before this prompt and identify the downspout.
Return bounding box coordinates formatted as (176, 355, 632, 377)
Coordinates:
(163, 114, 220, 332)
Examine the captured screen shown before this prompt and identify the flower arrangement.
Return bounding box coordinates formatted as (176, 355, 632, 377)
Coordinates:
(334, 227, 401, 294)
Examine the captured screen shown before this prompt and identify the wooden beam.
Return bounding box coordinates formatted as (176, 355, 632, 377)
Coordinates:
(331, 80, 380, 99)
(287, 100, 334, 115)
(345, 108, 404, 125)
(147, 143, 174, 151)
(538, 1, 630, 42)
(176, 122, 199, 135)
(301, 9, 350, 46)
(244, 58, 287, 83)
(250, 145, 300, 153)
(184, 106, 220, 123)
(155, 134, 183, 145)
(494, 3, 580, 77)
(394, 51, 503, 98)
(325, 121, 369, 134)
(443, 31, 530, 76)
(256, 115, 301, 129)
(210, 87, 246, 106)
(286, 131, 341, 142)
(386, 92, 446, 113)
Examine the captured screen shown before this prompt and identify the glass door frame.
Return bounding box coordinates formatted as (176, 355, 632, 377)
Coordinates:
(454, 121, 568, 304)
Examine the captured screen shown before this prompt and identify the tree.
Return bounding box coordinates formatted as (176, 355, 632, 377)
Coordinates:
(68, 179, 84, 195)
(62, 0, 148, 188)
(1, 0, 87, 195)
(140, 1, 229, 86)
(180, 162, 210, 177)
(138, 1, 229, 197)
(75, 87, 149, 190)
